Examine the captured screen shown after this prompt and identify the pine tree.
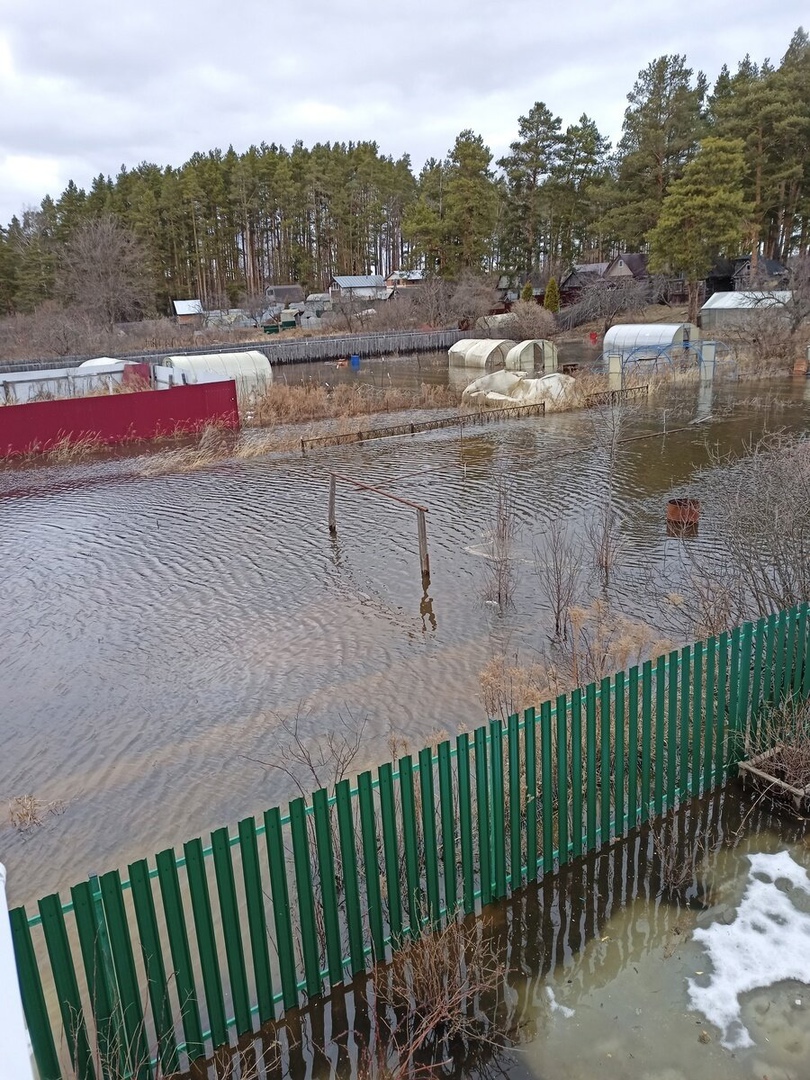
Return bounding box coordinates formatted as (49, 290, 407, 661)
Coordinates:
(521, 280, 534, 302)
(647, 137, 748, 323)
(544, 276, 561, 313)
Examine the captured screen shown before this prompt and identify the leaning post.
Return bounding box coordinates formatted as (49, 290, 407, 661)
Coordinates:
(328, 474, 337, 535)
(416, 508, 430, 580)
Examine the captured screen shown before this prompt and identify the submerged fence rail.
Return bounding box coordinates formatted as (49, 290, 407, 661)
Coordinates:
(10, 604, 810, 1079)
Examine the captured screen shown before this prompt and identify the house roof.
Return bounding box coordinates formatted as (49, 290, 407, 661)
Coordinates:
(264, 283, 305, 303)
(332, 275, 385, 289)
(606, 253, 648, 278)
(172, 299, 203, 316)
(387, 270, 424, 283)
(572, 262, 609, 275)
(733, 257, 788, 277)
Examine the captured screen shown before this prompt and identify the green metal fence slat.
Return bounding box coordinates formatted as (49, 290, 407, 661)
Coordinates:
(763, 613, 777, 706)
(556, 695, 569, 862)
(679, 645, 691, 795)
(456, 733, 475, 913)
(489, 720, 507, 898)
(358, 772, 386, 959)
(715, 633, 729, 785)
(474, 725, 493, 901)
(703, 638, 717, 793)
(750, 617, 766, 730)
(417, 747, 441, 925)
(783, 611, 797, 702)
(127, 861, 179, 1075)
(626, 670, 639, 829)
(438, 740, 459, 911)
(690, 643, 704, 798)
(39, 892, 98, 1080)
(288, 801, 322, 1000)
(570, 691, 583, 855)
(793, 603, 807, 695)
(540, 702, 554, 874)
(210, 829, 252, 1033)
(654, 655, 666, 817)
(377, 764, 403, 943)
(236, 817, 275, 1023)
(264, 807, 298, 1011)
(640, 661, 653, 821)
(182, 840, 227, 1049)
(506, 715, 522, 890)
(737, 623, 753, 749)
(336, 778, 366, 969)
(773, 610, 788, 703)
(71, 880, 124, 1080)
(398, 757, 422, 934)
(585, 684, 597, 850)
(98, 871, 152, 1079)
(524, 708, 539, 879)
(599, 677, 612, 843)
(311, 791, 343, 987)
(666, 650, 679, 808)
(155, 848, 204, 1061)
(613, 675, 625, 838)
(9, 906, 62, 1080)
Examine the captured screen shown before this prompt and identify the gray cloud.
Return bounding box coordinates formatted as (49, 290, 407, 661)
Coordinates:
(0, 0, 805, 222)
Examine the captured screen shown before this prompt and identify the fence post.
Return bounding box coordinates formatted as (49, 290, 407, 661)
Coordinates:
(1, 866, 37, 1080)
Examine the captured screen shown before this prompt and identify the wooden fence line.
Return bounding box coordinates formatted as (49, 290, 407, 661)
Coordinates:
(11, 604, 810, 1079)
(300, 402, 547, 452)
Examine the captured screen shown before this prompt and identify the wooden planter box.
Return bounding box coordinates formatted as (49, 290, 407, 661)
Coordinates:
(738, 745, 810, 817)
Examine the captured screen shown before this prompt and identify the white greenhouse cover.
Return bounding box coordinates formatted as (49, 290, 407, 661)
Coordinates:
(603, 324, 699, 353)
(163, 350, 272, 384)
(461, 369, 575, 407)
(448, 339, 516, 367)
(504, 339, 558, 372)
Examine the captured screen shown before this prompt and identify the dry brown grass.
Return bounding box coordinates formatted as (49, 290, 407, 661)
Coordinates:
(8, 794, 67, 832)
(250, 381, 460, 426)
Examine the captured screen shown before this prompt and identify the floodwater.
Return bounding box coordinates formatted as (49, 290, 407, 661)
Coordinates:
(1, 363, 809, 910)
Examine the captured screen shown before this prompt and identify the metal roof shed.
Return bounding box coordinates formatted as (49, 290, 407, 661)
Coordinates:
(699, 291, 792, 332)
(603, 323, 699, 361)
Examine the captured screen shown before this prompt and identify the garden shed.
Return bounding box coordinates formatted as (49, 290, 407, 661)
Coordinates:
(698, 291, 792, 332)
(504, 339, 558, 373)
(603, 323, 699, 361)
(448, 339, 516, 367)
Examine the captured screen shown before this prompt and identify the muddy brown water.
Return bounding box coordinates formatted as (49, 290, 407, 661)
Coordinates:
(1, 368, 809, 911)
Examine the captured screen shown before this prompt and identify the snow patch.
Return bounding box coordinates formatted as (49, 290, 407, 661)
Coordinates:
(687, 850, 810, 1049)
(545, 986, 575, 1018)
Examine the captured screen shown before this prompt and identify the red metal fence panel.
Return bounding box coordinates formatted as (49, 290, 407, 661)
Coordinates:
(0, 382, 240, 458)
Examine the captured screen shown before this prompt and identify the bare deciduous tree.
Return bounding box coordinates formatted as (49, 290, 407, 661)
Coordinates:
(559, 277, 649, 334)
(58, 214, 153, 329)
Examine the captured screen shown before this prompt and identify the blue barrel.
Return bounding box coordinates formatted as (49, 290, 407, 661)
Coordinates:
(350, 354, 360, 369)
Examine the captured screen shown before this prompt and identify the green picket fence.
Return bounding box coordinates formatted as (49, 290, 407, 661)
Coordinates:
(11, 604, 810, 1080)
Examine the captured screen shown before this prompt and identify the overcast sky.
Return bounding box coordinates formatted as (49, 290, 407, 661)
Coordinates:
(0, 0, 806, 225)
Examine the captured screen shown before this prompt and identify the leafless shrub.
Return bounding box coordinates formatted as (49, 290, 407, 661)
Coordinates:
(651, 818, 704, 897)
(481, 474, 519, 613)
(250, 707, 368, 799)
(746, 697, 810, 791)
(372, 915, 509, 1079)
(505, 300, 556, 342)
(534, 521, 581, 641)
(479, 652, 553, 723)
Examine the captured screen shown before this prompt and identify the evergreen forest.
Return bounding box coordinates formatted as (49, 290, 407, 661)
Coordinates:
(0, 29, 808, 319)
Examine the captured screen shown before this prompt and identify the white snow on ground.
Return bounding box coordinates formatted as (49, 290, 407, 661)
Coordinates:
(545, 986, 575, 1018)
(687, 850, 810, 1049)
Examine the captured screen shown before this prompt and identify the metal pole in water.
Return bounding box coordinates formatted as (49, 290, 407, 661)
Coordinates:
(328, 474, 337, 535)
(416, 508, 430, 580)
